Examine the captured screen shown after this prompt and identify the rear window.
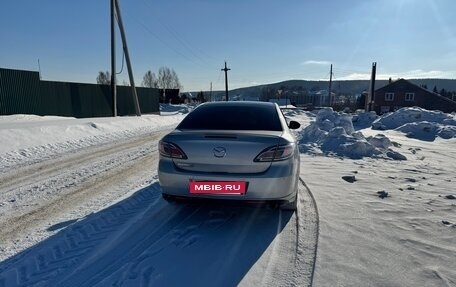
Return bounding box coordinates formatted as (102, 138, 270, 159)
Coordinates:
(177, 104, 283, 131)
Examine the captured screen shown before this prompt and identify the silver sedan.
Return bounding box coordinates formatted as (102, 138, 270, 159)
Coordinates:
(158, 101, 300, 210)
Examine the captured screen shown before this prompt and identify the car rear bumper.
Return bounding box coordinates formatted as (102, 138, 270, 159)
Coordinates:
(158, 157, 299, 201)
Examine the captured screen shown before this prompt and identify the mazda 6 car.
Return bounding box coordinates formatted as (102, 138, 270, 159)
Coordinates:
(158, 101, 300, 210)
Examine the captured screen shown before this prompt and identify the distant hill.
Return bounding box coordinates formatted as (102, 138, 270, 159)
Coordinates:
(409, 78, 456, 91)
(200, 78, 456, 101)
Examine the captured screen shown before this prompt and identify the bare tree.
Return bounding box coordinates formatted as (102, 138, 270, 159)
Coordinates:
(96, 71, 111, 85)
(170, 69, 182, 90)
(142, 70, 158, 88)
(157, 66, 182, 90)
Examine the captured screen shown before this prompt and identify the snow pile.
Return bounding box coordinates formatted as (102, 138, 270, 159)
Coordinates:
(283, 108, 314, 120)
(352, 111, 378, 130)
(298, 108, 405, 160)
(279, 104, 297, 109)
(160, 103, 196, 115)
(372, 107, 456, 141)
(0, 113, 184, 171)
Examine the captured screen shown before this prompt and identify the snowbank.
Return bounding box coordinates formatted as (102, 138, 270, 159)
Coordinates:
(160, 103, 196, 115)
(372, 107, 456, 141)
(298, 108, 405, 160)
(299, 107, 456, 159)
(0, 111, 185, 171)
(5, 106, 453, 165)
(352, 111, 378, 130)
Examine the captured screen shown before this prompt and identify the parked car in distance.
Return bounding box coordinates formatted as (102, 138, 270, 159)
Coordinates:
(158, 101, 301, 210)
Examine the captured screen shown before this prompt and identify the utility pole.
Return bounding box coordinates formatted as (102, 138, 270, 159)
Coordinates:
(221, 61, 230, 101)
(114, 0, 141, 116)
(365, 62, 377, 112)
(37, 59, 42, 80)
(110, 0, 117, 116)
(328, 64, 333, 107)
(210, 82, 213, 102)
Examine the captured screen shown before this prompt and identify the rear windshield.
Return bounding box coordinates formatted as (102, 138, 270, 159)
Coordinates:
(177, 104, 283, 131)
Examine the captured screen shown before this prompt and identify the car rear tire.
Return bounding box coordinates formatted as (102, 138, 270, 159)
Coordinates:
(279, 193, 297, 211)
(162, 193, 175, 202)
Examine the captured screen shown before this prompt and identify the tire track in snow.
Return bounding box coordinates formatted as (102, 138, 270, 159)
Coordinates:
(0, 197, 285, 286)
(246, 178, 319, 287)
(0, 184, 165, 287)
(1, 172, 319, 286)
(294, 177, 320, 286)
(0, 129, 170, 194)
(0, 124, 179, 173)
(0, 130, 171, 261)
(63, 204, 267, 287)
(247, 207, 298, 287)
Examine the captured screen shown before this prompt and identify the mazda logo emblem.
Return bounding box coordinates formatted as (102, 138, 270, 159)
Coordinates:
(213, 147, 226, 158)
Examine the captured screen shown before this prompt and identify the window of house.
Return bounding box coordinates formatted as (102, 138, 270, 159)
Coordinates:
(405, 92, 415, 101)
(385, 93, 394, 101)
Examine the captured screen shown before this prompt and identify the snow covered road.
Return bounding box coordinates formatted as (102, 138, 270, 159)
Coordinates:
(0, 128, 172, 261)
(0, 179, 319, 287)
(1, 169, 318, 287)
(0, 111, 319, 286)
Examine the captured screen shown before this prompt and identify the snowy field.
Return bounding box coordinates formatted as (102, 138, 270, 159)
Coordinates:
(0, 104, 455, 286)
(292, 107, 456, 286)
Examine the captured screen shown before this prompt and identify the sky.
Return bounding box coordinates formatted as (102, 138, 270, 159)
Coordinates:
(1, 0, 456, 92)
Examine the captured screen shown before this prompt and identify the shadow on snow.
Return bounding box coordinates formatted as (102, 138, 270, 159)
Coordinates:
(0, 182, 292, 287)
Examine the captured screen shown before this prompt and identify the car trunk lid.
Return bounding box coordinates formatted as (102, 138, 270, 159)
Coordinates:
(168, 130, 282, 174)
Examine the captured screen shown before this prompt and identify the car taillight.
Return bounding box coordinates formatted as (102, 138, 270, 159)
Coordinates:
(254, 144, 294, 162)
(159, 141, 188, 159)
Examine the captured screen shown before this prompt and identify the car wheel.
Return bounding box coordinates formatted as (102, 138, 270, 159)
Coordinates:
(267, 201, 280, 209)
(162, 193, 175, 202)
(279, 193, 297, 211)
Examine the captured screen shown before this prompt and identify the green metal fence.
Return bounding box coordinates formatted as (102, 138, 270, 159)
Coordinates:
(0, 68, 164, 117)
(0, 68, 41, 115)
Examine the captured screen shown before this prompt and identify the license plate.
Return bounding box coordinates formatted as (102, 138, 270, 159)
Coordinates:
(189, 181, 247, 194)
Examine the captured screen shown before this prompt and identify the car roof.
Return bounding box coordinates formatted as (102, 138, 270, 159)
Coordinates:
(198, 101, 278, 108)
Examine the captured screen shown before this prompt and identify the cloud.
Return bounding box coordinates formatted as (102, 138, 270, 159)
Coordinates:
(399, 69, 456, 79)
(301, 60, 331, 66)
(337, 70, 456, 80)
(337, 73, 371, 80)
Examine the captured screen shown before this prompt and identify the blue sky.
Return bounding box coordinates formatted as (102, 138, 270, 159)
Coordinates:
(1, 0, 456, 91)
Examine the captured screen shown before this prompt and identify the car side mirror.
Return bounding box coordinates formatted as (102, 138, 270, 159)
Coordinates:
(288, 121, 300, 130)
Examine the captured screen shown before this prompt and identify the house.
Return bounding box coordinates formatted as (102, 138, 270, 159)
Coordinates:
(373, 78, 456, 114)
(303, 90, 335, 107)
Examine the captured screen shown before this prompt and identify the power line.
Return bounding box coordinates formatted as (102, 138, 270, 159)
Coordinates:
(215, 70, 223, 84)
(127, 0, 217, 70)
(135, 20, 207, 69)
(116, 51, 125, 75)
(139, 0, 218, 67)
(128, 19, 226, 92)
(114, 12, 125, 75)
